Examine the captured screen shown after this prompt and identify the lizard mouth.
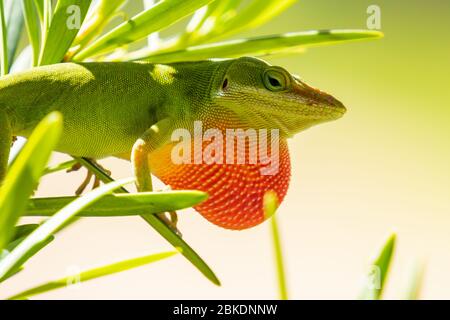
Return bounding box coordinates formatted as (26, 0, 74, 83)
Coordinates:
(291, 76, 347, 119)
(248, 79, 347, 137)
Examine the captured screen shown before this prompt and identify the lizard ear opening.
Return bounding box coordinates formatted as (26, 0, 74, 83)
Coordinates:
(222, 78, 229, 90)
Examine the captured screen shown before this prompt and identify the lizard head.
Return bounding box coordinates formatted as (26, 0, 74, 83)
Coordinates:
(211, 57, 346, 137)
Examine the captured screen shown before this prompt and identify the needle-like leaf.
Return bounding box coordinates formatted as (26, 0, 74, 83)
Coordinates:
(32, 0, 44, 23)
(21, 0, 41, 66)
(0, 0, 8, 75)
(23, 191, 208, 217)
(38, 0, 92, 65)
(5, 0, 24, 70)
(403, 261, 425, 300)
(75, 157, 221, 286)
(71, 0, 127, 51)
(0, 236, 54, 282)
(198, 0, 297, 44)
(41, 0, 51, 40)
(8, 250, 178, 300)
(12, 224, 40, 242)
(126, 29, 383, 62)
(44, 159, 78, 175)
(0, 112, 62, 251)
(73, 0, 214, 61)
(359, 234, 396, 300)
(0, 178, 135, 281)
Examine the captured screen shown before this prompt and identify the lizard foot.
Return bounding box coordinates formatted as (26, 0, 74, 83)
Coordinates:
(157, 211, 182, 237)
(67, 159, 111, 196)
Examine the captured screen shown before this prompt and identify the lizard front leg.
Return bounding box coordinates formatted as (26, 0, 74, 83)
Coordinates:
(0, 110, 12, 184)
(131, 118, 181, 235)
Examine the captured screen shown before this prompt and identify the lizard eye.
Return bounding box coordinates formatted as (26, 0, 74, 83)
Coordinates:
(263, 69, 289, 92)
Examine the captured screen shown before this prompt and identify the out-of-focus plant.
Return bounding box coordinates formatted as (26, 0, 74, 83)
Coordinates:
(359, 234, 425, 300)
(0, 0, 385, 299)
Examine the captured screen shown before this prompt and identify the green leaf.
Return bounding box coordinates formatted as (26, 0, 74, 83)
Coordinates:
(12, 224, 40, 241)
(226, 0, 296, 31)
(264, 191, 288, 300)
(0, 236, 54, 282)
(75, 157, 221, 286)
(0, 112, 62, 251)
(0, 0, 8, 75)
(72, 0, 127, 50)
(23, 190, 208, 217)
(404, 261, 425, 300)
(5, 0, 25, 70)
(8, 250, 178, 300)
(182, 0, 236, 44)
(196, 0, 297, 44)
(0, 177, 134, 281)
(127, 29, 383, 62)
(38, 0, 92, 65)
(359, 234, 396, 300)
(41, 0, 52, 42)
(44, 159, 78, 175)
(21, 0, 42, 66)
(73, 0, 214, 61)
(32, 0, 44, 22)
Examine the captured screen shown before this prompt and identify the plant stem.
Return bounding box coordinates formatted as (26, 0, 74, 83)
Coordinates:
(271, 215, 288, 300)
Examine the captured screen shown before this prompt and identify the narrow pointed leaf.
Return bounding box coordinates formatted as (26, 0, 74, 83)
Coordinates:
(8, 250, 178, 300)
(39, 0, 92, 65)
(44, 159, 78, 175)
(205, 0, 297, 43)
(75, 157, 221, 286)
(359, 234, 396, 300)
(32, 0, 44, 22)
(21, 0, 41, 66)
(0, 112, 62, 251)
(73, 0, 214, 61)
(404, 262, 425, 300)
(41, 0, 52, 40)
(72, 0, 127, 50)
(129, 29, 383, 62)
(12, 224, 40, 241)
(0, 0, 8, 75)
(24, 191, 208, 217)
(5, 0, 24, 69)
(0, 235, 54, 282)
(226, 0, 296, 30)
(0, 178, 134, 281)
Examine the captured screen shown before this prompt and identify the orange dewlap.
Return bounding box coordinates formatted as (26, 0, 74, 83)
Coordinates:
(149, 137, 291, 230)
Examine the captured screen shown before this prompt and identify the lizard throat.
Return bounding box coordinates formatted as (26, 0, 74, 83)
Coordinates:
(148, 133, 291, 230)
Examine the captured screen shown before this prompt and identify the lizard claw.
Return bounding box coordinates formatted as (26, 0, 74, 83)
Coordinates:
(75, 170, 93, 196)
(67, 159, 112, 195)
(157, 211, 182, 237)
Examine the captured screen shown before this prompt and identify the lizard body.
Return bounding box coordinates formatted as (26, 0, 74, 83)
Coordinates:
(0, 57, 345, 230)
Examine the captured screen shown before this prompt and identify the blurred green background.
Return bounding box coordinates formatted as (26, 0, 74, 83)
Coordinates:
(1, 0, 449, 299)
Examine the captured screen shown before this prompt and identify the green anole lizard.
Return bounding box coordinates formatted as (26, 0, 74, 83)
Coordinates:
(0, 57, 345, 230)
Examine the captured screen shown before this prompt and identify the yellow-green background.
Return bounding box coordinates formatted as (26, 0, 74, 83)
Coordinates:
(1, 0, 449, 299)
